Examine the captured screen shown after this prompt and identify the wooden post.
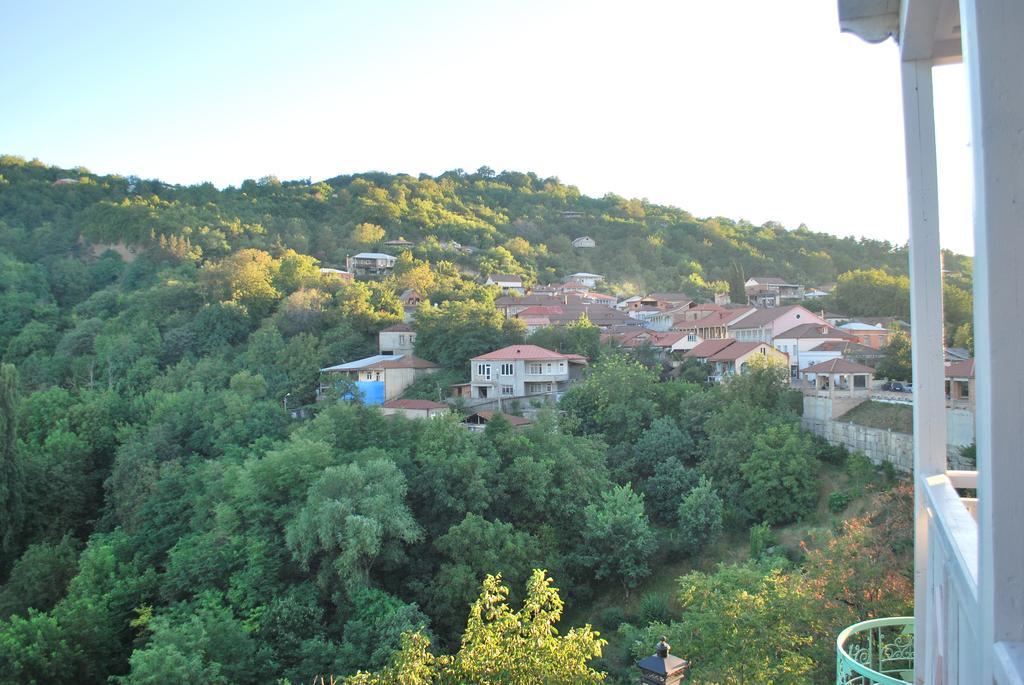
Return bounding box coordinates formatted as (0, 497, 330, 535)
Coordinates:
(959, 1, 1024, 681)
(901, 57, 945, 685)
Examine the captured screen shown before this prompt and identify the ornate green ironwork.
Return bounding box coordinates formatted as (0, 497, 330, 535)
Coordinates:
(836, 617, 914, 685)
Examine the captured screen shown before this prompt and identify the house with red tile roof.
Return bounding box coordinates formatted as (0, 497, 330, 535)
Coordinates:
(728, 305, 828, 344)
(684, 339, 788, 382)
(772, 323, 857, 377)
(677, 306, 756, 339)
(469, 345, 587, 400)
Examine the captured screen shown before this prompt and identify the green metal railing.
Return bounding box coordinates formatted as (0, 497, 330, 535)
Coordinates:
(836, 617, 914, 685)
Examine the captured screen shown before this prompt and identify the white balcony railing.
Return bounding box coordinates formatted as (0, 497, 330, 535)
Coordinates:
(921, 469, 981, 682)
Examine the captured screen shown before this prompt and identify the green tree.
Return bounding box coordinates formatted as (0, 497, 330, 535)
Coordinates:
(0, 363, 23, 568)
(414, 300, 520, 370)
(740, 424, 818, 525)
(578, 485, 654, 593)
(286, 459, 422, 590)
(352, 222, 386, 245)
(875, 331, 913, 382)
(559, 354, 659, 446)
(347, 571, 606, 684)
(676, 476, 724, 556)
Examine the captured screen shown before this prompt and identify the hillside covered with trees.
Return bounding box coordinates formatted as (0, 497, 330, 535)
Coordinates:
(1, 156, 919, 683)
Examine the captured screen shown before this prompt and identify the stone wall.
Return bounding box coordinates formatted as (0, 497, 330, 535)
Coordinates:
(802, 416, 915, 472)
(802, 397, 976, 472)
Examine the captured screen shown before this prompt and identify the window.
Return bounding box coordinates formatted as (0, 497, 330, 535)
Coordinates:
(529, 363, 543, 375)
(501, 363, 514, 376)
(399, 334, 406, 345)
(688, 333, 697, 342)
(476, 363, 491, 380)
(501, 385, 514, 396)
(760, 347, 767, 355)
(546, 362, 553, 373)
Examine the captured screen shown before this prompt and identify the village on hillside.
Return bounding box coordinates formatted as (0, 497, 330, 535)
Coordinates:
(313, 263, 975, 451)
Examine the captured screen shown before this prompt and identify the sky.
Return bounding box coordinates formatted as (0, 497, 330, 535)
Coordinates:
(0, 0, 975, 255)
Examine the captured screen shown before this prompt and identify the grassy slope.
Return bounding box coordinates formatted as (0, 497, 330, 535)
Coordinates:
(837, 400, 914, 433)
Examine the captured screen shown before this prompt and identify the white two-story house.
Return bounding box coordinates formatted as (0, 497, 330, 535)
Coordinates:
(469, 344, 587, 400)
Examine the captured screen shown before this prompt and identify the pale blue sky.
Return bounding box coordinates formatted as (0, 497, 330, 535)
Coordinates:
(0, 1, 974, 255)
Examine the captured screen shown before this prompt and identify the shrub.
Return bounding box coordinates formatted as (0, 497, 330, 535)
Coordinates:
(638, 592, 674, 626)
(677, 476, 724, 556)
(828, 491, 855, 514)
(749, 521, 775, 560)
(599, 606, 629, 630)
(845, 452, 876, 487)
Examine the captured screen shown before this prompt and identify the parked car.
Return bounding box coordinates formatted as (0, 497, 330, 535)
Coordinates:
(882, 380, 905, 392)
(904, 383, 913, 393)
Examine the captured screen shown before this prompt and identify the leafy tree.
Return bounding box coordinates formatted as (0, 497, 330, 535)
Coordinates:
(740, 424, 818, 525)
(0, 534, 79, 619)
(414, 300, 521, 371)
(641, 458, 700, 526)
(676, 476, 724, 556)
(352, 222, 386, 245)
(425, 514, 541, 639)
(559, 354, 659, 446)
(527, 315, 600, 360)
(952, 322, 974, 355)
(631, 416, 692, 481)
(347, 571, 606, 684)
(831, 268, 910, 318)
(578, 485, 653, 593)
(875, 331, 913, 382)
(286, 459, 422, 590)
(0, 363, 23, 569)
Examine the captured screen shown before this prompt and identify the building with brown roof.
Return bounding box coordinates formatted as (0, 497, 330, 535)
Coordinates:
(378, 322, 417, 355)
(728, 305, 828, 343)
(773, 323, 857, 377)
(380, 398, 449, 420)
(800, 358, 875, 398)
(683, 339, 787, 381)
(469, 345, 587, 400)
(463, 411, 533, 433)
(945, 359, 975, 410)
(318, 353, 439, 404)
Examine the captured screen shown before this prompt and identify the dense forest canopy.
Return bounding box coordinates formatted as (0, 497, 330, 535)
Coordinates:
(0, 155, 923, 683)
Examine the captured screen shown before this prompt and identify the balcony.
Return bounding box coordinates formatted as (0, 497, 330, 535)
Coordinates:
(836, 617, 914, 684)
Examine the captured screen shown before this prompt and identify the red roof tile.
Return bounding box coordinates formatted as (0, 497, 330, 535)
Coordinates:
(709, 341, 769, 362)
(472, 345, 580, 362)
(802, 358, 875, 374)
(945, 359, 975, 378)
(684, 339, 736, 358)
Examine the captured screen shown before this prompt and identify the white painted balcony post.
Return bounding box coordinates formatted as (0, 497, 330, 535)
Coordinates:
(959, 1, 1024, 681)
(901, 56, 946, 685)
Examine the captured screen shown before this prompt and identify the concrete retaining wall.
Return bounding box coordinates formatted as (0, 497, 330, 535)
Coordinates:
(802, 416, 915, 472)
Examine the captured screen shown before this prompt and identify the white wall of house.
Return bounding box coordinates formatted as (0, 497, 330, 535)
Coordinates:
(470, 358, 569, 399)
(378, 331, 416, 355)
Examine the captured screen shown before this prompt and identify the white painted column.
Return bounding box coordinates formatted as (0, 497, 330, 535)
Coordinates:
(901, 57, 946, 685)
(959, 1, 1024, 682)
